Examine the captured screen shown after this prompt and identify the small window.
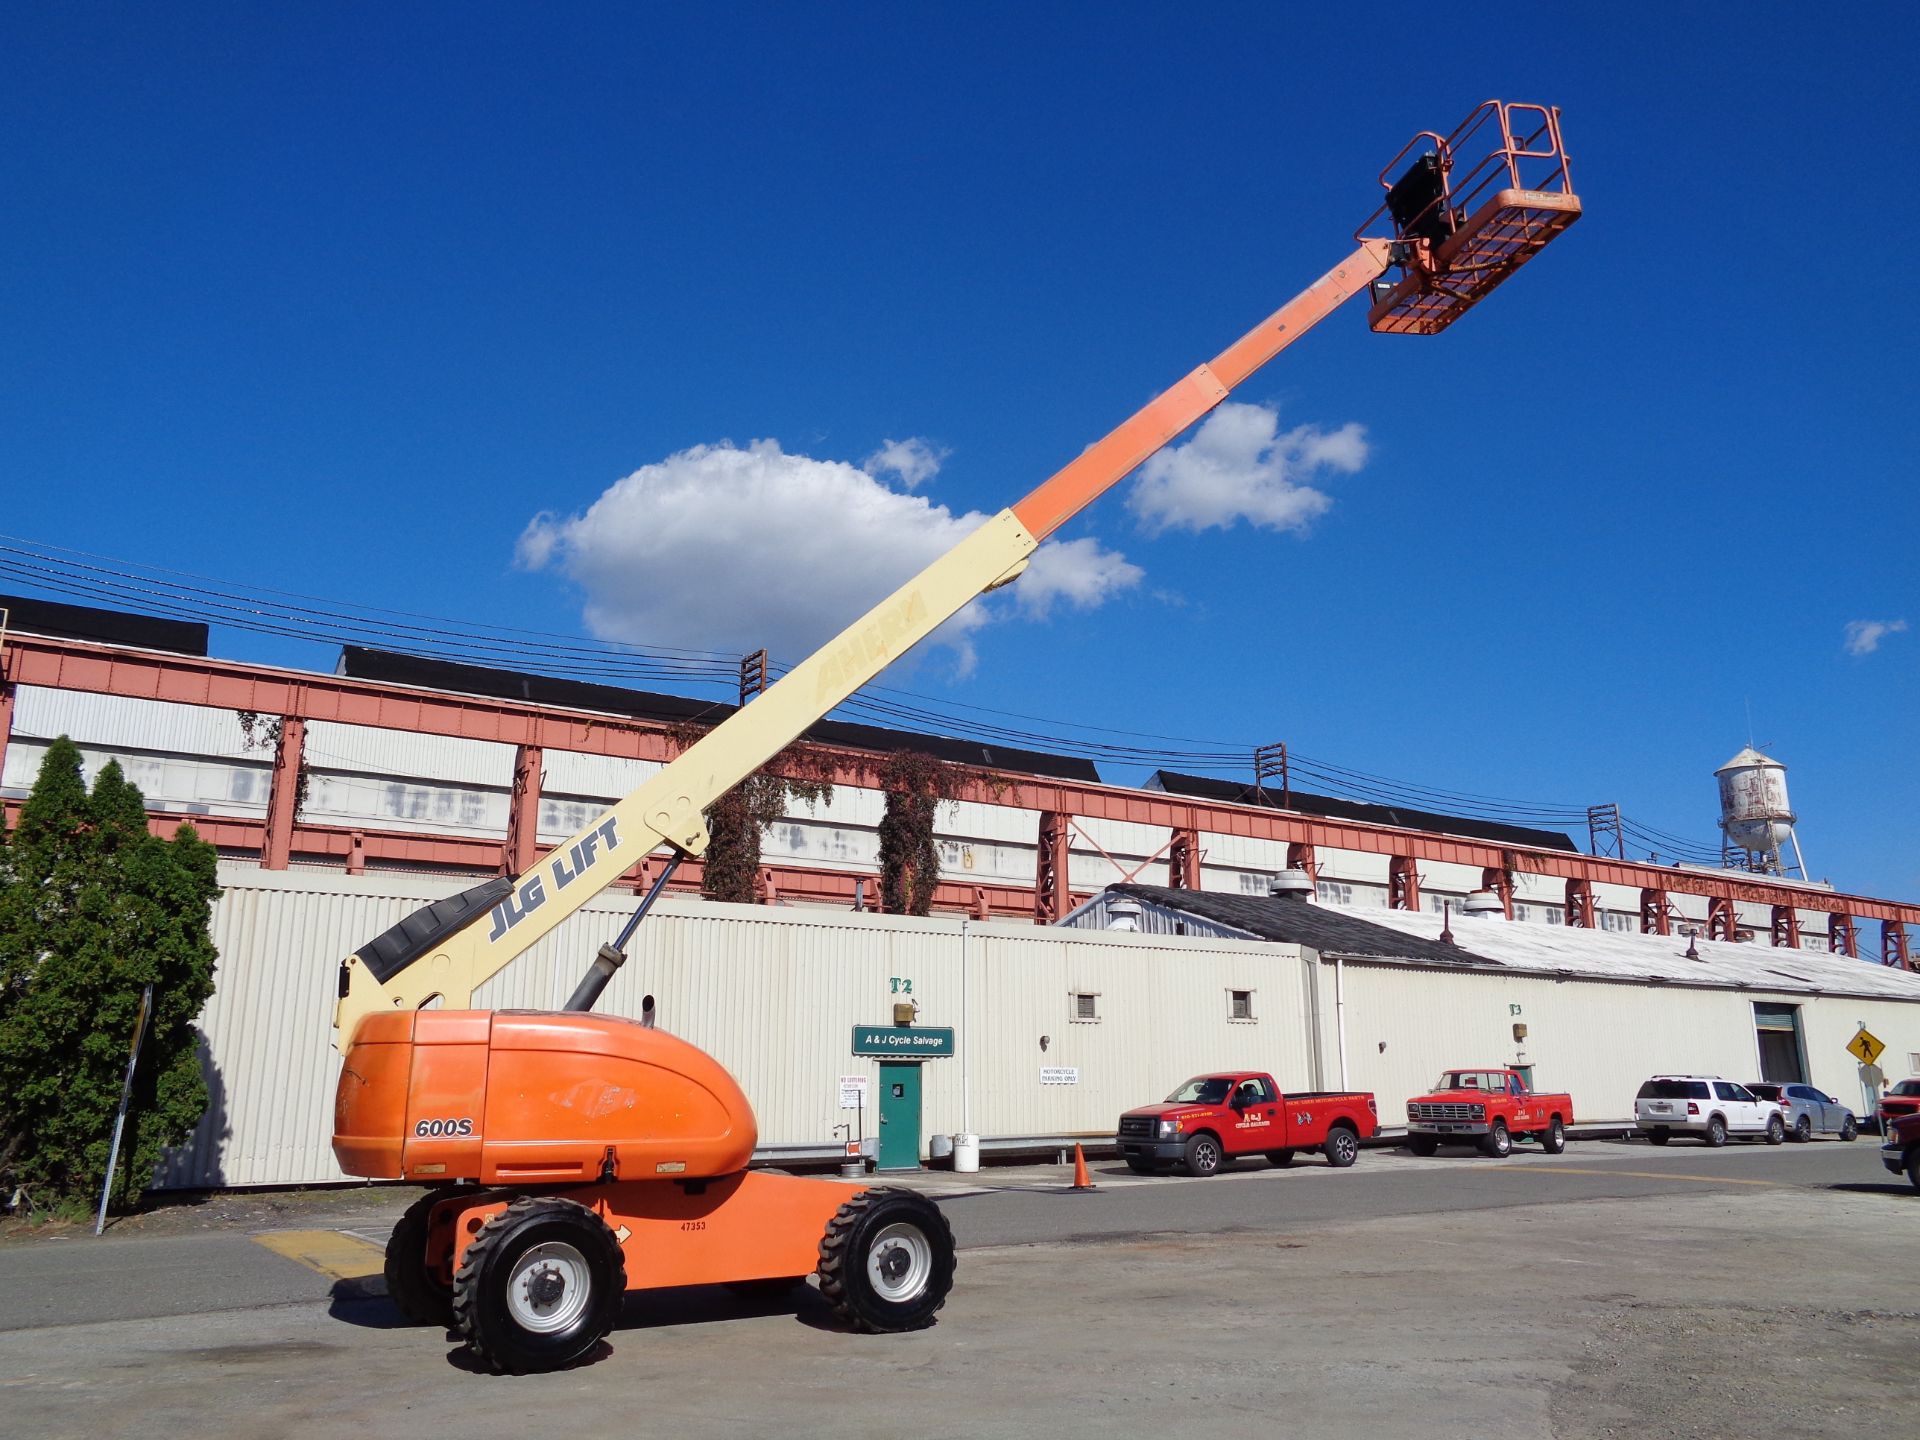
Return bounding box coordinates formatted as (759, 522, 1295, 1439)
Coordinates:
(1229, 989, 1254, 1022)
(1071, 991, 1099, 1023)
(1908, 1053, 1920, 1075)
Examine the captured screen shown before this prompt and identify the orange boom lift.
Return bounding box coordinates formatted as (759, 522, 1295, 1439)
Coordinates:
(332, 99, 1581, 1373)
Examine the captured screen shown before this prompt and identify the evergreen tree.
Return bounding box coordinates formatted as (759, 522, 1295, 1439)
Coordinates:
(0, 739, 219, 1212)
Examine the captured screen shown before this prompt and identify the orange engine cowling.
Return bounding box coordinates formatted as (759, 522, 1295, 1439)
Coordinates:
(333, 1009, 759, 1184)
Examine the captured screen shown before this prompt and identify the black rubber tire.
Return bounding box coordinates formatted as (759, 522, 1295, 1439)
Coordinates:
(1183, 1133, 1224, 1178)
(1266, 1150, 1295, 1168)
(1541, 1117, 1566, 1155)
(1765, 1114, 1786, 1146)
(1408, 1136, 1438, 1157)
(817, 1187, 956, 1334)
(451, 1196, 626, 1375)
(1323, 1126, 1359, 1169)
(1907, 1152, 1920, 1194)
(1480, 1121, 1512, 1159)
(1840, 1116, 1858, 1142)
(1647, 1129, 1670, 1146)
(1705, 1115, 1728, 1147)
(385, 1186, 481, 1329)
(1124, 1156, 1156, 1175)
(1792, 1115, 1813, 1143)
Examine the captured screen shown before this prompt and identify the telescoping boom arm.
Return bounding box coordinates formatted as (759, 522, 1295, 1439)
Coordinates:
(331, 242, 1392, 1046)
(333, 99, 1585, 1048)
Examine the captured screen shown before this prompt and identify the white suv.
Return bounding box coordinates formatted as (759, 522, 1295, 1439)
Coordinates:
(1635, 1075, 1786, 1147)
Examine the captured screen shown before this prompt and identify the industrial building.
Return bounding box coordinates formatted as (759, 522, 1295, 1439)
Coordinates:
(3, 594, 1920, 1186)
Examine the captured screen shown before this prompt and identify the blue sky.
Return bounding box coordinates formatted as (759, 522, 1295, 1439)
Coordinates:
(4, 7, 1916, 901)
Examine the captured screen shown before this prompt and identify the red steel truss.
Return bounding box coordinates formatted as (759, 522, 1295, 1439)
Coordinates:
(3, 632, 1916, 962)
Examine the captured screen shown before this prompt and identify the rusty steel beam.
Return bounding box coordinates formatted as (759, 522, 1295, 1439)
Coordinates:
(1169, 825, 1201, 889)
(1286, 842, 1318, 886)
(1771, 905, 1801, 950)
(1640, 887, 1670, 937)
(1035, 810, 1073, 923)
(260, 716, 306, 871)
(1707, 896, 1736, 941)
(504, 743, 544, 879)
(9, 632, 1920, 928)
(1827, 912, 1855, 959)
(1565, 877, 1595, 928)
(1388, 855, 1420, 911)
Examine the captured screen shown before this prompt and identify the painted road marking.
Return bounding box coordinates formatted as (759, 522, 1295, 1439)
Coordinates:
(252, 1229, 385, 1281)
(1493, 1166, 1782, 1188)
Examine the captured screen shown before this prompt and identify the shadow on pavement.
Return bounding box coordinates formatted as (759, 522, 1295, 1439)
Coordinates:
(1825, 1181, 1916, 1199)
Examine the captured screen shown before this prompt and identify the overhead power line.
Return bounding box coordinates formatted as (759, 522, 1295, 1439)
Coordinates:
(0, 533, 1730, 857)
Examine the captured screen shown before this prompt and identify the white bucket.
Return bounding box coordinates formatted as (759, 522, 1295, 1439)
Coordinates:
(953, 1133, 980, 1173)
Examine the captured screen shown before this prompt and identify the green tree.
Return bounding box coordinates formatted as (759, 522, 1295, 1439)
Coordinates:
(0, 738, 220, 1213)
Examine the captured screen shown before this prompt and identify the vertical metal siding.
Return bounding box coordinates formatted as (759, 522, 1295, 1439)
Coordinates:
(157, 866, 1920, 1188)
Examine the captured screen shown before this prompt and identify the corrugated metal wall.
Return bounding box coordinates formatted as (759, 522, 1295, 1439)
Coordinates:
(1314, 960, 1919, 1127)
(160, 865, 1305, 1188)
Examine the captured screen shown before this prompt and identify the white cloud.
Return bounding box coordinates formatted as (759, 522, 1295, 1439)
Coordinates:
(1126, 401, 1367, 536)
(518, 438, 1140, 675)
(1844, 618, 1908, 656)
(863, 436, 947, 489)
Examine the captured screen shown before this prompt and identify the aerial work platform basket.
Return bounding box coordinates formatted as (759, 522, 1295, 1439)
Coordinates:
(1362, 100, 1581, 335)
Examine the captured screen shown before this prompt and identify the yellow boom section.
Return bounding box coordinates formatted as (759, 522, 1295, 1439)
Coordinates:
(332, 240, 1394, 1049)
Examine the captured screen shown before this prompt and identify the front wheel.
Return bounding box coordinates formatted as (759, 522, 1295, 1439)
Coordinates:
(1480, 1121, 1512, 1159)
(1765, 1114, 1786, 1146)
(1541, 1117, 1566, 1155)
(1407, 1136, 1438, 1157)
(1124, 1156, 1156, 1175)
(451, 1196, 626, 1374)
(1323, 1127, 1359, 1169)
(1907, 1152, 1920, 1194)
(817, 1188, 956, 1333)
(1266, 1149, 1295, 1168)
(1183, 1133, 1223, 1178)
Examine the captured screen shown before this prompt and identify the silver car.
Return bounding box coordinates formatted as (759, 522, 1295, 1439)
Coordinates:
(1748, 1082, 1859, 1142)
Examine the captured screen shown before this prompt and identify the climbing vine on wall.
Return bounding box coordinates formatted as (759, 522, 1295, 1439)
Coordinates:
(876, 751, 968, 916)
(666, 723, 833, 905)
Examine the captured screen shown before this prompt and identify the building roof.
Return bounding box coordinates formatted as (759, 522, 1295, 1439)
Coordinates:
(1102, 883, 1920, 1002)
(1105, 883, 1499, 967)
(340, 647, 1103, 783)
(1146, 770, 1579, 853)
(0, 592, 208, 656)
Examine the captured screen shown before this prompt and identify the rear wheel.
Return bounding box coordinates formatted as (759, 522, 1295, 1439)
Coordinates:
(1183, 1133, 1224, 1177)
(1646, 1129, 1670, 1146)
(1705, 1116, 1728, 1147)
(1479, 1121, 1512, 1159)
(1541, 1117, 1566, 1155)
(1323, 1126, 1359, 1169)
(1408, 1136, 1438, 1157)
(1266, 1149, 1295, 1168)
(817, 1188, 956, 1333)
(1765, 1114, 1786, 1146)
(1840, 1116, 1858, 1142)
(1792, 1115, 1813, 1143)
(385, 1186, 480, 1329)
(452, 1196, 626, 1374)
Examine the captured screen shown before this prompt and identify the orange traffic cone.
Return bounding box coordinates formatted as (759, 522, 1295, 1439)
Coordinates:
(1070, 1143, 1094, 1190)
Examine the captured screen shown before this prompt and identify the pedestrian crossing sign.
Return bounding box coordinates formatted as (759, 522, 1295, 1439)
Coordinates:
(1846, 1027, 1885, 1066)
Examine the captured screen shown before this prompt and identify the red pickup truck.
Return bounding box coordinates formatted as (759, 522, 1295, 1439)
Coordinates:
(1405, 1068, 1574, 1158)
(1115, 1072, 1379, 1177)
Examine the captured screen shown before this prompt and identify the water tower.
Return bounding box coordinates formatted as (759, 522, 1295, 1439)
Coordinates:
(1715, 747, 1806, 878)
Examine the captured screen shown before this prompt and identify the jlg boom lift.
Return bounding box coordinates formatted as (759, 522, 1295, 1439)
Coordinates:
(332, 99, 1581, 1373)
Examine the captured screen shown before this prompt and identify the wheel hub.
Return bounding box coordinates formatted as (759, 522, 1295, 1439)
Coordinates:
(528, 1266, 566, 1306)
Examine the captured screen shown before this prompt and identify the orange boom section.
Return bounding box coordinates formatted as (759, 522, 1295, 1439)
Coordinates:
(333, 1011, 758, 1185)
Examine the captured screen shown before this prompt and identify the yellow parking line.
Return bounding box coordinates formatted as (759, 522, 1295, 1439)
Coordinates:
(1494, 1166, 1781, 1188)
(253, 1228, 386, 1281)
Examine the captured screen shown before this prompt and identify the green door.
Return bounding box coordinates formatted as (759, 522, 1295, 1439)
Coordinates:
(877, 1061, 923, 1170)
